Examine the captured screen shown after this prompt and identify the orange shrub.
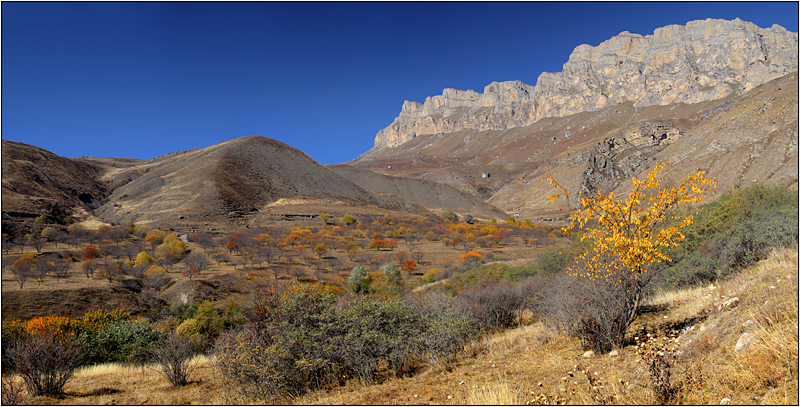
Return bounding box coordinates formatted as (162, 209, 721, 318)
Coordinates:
(25, 316, 74, 338)
(459, 251, 483, 267)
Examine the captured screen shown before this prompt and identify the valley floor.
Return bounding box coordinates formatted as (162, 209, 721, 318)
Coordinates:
(12, 248, 798, 405)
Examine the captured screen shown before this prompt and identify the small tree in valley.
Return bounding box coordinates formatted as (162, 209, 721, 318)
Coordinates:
(314, 244, 328, 259)
(543, 162, 715, 353)
(81, 246, 101, 262)
(380, 262, 402, 286)
(11, 254, 37, 289)
(348, 265, 372, 293)
(182, 268, 200, 280)
(184, 252, 210, 273)
(81, 259, 98, 279)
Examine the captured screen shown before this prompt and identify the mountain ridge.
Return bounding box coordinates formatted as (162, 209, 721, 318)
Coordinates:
(367, 18, 798, 152)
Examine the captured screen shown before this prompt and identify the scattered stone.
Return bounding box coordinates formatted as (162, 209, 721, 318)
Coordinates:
(719, 297, 741, 310)
(582, 350, 595, 358)
(742, 319, 754, 329)
(609, 350, 620, 357)
(720, 397, 732, 404)
(734, 332, 759, 354)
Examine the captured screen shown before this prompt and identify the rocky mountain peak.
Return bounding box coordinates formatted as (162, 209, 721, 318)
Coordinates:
(370, 18, 798, 152)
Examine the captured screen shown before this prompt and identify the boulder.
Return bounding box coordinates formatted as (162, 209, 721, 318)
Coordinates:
(734, 332, 759, 354)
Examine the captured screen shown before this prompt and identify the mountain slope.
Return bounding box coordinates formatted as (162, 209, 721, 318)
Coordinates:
(95, 136, 431, 229)
(486, 72, 799, 219)
(327, 164, 508, 220)
(351, 18, 798, 221)
(1, 140, 111, 229)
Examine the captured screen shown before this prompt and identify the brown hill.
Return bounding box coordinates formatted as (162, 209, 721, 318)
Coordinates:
(95, 135, 431, 230)
(351, 73, 799, 221)
(327, 164, 508, 220)
(1, 140, 112, 230)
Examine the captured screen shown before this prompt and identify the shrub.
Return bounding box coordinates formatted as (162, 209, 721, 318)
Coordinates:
(441, 210, 459, 222)
(72, 308, 129, 333)
(459, 251, 484, 268)
(655, 184, 799, 289)
(215, 283, 450, 401)
(538, 271, 632, 354)
(80, 246, 100, 261)
(456, 279, 530, 332)
(3, 329, 83, 396)
(213, 325, 286, 403)
(134, 251, 153, 266)
(380, 262, 402, 286)
(332, 295, 421, 385)
(150, 332, 198, 387)
(404, 291, 476, 367)
(74, 319, 164, 366)
(348, 265, 371, 293)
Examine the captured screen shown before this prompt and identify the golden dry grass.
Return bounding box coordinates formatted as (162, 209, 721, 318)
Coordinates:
(20, 355, 225, 405)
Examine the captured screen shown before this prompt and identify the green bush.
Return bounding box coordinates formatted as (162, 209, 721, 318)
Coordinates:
(655, 184, 798, 289)
(348, 265, 372, 293)
(214, 284, 477, 402)
(75, 319, 164, 366)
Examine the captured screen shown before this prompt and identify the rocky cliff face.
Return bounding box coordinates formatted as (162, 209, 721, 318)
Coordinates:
(372, 18, 798, 150)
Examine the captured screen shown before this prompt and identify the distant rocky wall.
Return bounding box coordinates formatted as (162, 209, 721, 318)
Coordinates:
(373, 18, 798, 150)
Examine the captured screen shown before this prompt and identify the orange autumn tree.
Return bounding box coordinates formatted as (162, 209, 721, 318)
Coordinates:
(544, 162, 715, 352)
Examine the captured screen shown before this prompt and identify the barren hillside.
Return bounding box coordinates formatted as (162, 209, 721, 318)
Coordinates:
(95, 135, 431, 230)
(1, 140, 112, 230)
(352, 73, 798, 220)
(327, 164, 508, 220)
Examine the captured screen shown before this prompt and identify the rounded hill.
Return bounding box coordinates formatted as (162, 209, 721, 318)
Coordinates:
(96, 135, 429, 229)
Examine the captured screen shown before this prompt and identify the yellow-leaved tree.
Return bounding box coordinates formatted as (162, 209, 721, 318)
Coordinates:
(543, 162, 715, 352)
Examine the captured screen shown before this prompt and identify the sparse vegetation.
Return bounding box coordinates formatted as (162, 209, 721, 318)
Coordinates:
(1, 183, 796, 405)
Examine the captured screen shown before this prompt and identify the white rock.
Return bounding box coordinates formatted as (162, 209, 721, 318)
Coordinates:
(734, 332, 759, 354)
(582, 350, 595, 358)
(720, 397, 732, 404)
(609, 350, 620, 357)
(720, 297, 741, 309)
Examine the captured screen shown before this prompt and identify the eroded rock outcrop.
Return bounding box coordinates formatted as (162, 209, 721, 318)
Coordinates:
(373, 18, 798, 150)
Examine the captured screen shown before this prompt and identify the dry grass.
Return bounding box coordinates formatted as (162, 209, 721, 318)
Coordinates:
(11, 248, 798, 405)
(21, 355, 225, 405)
(466, 378, 525, 404)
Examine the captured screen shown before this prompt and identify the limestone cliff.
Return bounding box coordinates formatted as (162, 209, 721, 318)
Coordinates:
(372, 18, 798, 150)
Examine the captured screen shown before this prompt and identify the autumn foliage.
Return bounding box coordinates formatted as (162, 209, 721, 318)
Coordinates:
(544, 162, 716, 352)
(80, 246, 100, 261)
(546, 162, 715, 285)
(459, 251, 483, 267)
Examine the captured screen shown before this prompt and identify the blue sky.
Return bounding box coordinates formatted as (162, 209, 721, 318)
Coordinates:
(2, 2, 797, 164)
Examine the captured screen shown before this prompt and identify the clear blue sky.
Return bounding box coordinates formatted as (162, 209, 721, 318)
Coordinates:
(3, 2, 797, 164)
